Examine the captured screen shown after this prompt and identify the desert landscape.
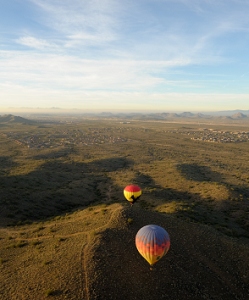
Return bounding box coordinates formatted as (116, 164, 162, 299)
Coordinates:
(0, 114, 249, 299)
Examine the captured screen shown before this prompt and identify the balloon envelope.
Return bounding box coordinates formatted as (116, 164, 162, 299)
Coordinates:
(135, 225, 170, 266)
(123, 185, 142, 203)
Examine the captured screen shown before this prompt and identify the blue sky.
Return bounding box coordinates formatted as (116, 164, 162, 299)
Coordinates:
(1, 0, 249, 113)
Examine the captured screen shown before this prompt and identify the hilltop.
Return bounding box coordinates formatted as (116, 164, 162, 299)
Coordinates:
(0, 114, 36, 125)
(231, 112, 248, 119)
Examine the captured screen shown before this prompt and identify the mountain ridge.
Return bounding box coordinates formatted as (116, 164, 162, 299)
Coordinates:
(1, 111, 249, 123)
(0, 114, 36, 124)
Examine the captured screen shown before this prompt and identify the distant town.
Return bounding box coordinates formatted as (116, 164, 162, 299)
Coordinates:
(170, 128, 249, 143)
(1, 113, 249, 149)
(1, 125, 249, 150)
(0, 127, 128, 149)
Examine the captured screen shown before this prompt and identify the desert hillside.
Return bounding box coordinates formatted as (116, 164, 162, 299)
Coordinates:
(1, 202, 249, 300)
(86, 205, 249, 300)
(1, 118, 249, 299)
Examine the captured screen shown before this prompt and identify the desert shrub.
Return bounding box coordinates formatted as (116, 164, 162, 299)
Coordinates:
(127, 218, 133, 224)
(45, 289, 55, 297)
(31, 240, 42, 246)
(7, 241, 28, 248)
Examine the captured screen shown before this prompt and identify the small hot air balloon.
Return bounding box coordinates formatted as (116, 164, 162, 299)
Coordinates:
(135, 224, 170, 268)
(123, 184, 142, 205)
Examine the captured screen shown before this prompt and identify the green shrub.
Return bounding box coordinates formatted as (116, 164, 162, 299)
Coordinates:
(127, 218, 133, 224)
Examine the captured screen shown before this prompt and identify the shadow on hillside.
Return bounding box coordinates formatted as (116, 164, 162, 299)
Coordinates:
(31, 148, 76, 160)
(1, 154, 248, 237)
(132, 164, 249, 238)
(175, 163, 249, 216)
(176, 163, 223, 182)
(0, 156, 18, 171)
(0, 156, 133, 227)
(133, 170, 200, 202)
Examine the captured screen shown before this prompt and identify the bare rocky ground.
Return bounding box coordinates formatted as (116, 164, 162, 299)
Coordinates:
(86, 205, 249, 300)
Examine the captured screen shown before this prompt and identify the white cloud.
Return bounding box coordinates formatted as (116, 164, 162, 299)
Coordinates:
(0, 51, 194, 92)
(16, 36, 54, 49)
(28, 0, 119, 48)
(21, 0, 248, 64)
(2, 0, 249, 112)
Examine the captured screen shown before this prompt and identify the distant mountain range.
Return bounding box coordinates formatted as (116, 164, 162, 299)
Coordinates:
(0, 111, 248, 124)
(95, 111, 249, 120)
(207, 109, 249, 116)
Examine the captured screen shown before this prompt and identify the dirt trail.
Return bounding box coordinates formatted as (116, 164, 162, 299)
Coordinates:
(0, 204, 124, 300)
(81, 205, 123, 300)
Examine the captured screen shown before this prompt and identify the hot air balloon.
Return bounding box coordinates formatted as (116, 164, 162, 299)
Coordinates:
(123, 184, 142, 205)
(135, 224, 170, 268)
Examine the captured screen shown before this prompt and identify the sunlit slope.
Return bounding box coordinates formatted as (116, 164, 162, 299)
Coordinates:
(0, 203, 122, 300)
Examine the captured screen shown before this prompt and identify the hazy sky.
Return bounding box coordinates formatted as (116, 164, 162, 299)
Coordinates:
(1, 0, 249, 113)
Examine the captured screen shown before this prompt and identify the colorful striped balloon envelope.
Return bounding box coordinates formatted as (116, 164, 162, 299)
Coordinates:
(135, 224, 170, 267)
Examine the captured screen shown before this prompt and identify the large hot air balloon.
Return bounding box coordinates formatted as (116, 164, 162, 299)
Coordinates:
(135, 225, 170, 268)
(123, 184, 142, 205)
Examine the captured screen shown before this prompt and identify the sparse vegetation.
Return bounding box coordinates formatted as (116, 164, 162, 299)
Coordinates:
(7, 241, 28, 249)
(127, 218, 133, 224)
(31, 240, 42, 246)
(45, 289, 55, 297)
(1, 117, 249, 299)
